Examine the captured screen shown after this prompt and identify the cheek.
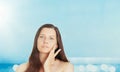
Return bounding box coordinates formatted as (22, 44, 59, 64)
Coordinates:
(49, 44, 54, 49)
(49, 42, 57, 49)
(37, 40, 42, 48)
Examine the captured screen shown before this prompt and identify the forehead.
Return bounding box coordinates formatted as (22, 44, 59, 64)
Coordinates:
(40, 28, 56, 36)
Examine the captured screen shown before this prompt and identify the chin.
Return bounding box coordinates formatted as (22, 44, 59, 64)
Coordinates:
(39, 50, 50, 54)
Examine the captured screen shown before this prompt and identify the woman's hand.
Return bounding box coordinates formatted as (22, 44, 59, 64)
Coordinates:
(43, 45, 61, 72)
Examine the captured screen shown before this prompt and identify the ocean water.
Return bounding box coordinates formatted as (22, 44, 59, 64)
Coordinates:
(1, 57, 120, 72)
(74, 64, 120, 72)
(0, 63, 120, 72)
(70, 57, 120, 72)
(0, 63, 14, 72)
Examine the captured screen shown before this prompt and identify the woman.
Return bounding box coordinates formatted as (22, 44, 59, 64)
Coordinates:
(16, 24, 74, 72)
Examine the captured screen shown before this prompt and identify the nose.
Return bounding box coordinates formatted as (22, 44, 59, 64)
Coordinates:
(43, 37, 48, 44)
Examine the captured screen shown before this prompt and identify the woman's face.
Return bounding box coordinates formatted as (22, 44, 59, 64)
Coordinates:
(37, 28, 57, 54)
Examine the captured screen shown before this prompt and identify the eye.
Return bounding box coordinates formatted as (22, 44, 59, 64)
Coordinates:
(39, 35, 44, 38)
(50, 37, 54, 40)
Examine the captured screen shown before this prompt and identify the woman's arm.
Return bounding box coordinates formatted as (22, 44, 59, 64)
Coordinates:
(44, 45, 61, 72)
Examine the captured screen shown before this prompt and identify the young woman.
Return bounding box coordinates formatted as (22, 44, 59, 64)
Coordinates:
(16, 24, 74, 72)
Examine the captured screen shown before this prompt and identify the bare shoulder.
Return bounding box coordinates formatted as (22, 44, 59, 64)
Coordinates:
(16, 62, 28, 72)
(63, 62, 74, 72)
(59, 60, 74, 72)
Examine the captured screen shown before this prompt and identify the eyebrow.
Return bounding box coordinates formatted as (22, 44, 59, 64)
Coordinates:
(39, 34, 56, 37)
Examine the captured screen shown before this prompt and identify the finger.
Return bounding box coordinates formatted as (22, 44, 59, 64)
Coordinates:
(49, 45, 57, 56)
(54, 49, 61, 57)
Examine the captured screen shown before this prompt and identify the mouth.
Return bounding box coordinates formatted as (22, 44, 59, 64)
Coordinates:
(42, 45, 49, 48)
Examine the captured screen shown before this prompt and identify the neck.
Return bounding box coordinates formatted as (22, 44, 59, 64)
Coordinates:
(39, 53, 49, 64)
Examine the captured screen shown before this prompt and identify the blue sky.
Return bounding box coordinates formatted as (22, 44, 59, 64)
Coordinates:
(0, 0, 120, 63)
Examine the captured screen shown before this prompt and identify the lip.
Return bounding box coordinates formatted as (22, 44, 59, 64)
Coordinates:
(42, 45, 49, 48)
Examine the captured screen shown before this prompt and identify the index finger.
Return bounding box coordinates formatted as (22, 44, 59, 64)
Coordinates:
(54, 49, 61, 57)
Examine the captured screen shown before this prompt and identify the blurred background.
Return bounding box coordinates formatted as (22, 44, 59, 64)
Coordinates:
(0, 0, 120, 72)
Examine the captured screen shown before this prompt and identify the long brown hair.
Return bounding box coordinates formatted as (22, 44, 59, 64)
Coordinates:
(25, 24, 68, 72)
